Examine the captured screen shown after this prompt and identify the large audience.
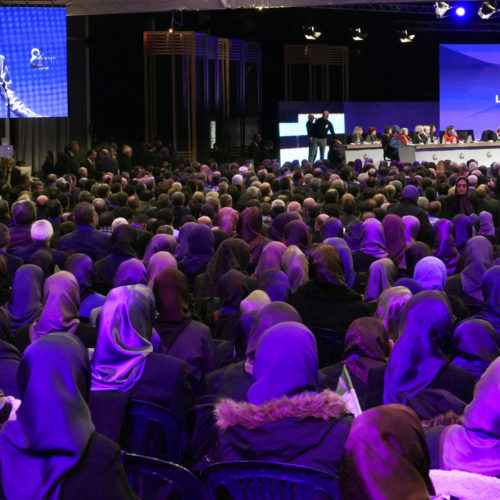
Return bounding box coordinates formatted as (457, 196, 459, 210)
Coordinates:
(0, 140, 499, 498)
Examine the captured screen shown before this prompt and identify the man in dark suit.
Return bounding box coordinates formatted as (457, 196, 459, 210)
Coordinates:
(57, 202, 111, 261)
(7, 199, 36, 252)
(0, 223, 23, 279)
(96, 148, 119, 175)
(0, 157, 22, 188)
(56, 140, 80, 176)
(83, 149, 97, 179)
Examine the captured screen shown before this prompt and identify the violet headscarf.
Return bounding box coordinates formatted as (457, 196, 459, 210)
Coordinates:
(452, 214, 473, 253)
(320, 218, 343, 240)
(217, 207, 239, 236)
(432, 219, 459, 275)
(375, 286, 413, 341)
(440, 357, 500, 476)
(475, 266, 500, 332)
(450, 319, 499, 378)
(256, 269, 291, 302)
(91, 285, 154, 392)
(252, 241, 287, 279)
(247, 322, 318, 405)
(281, 245, 309, 291)
(479, 210, 495, 236)
(240, 290, 271, 315)
(344, 219, 363, 252)
(65, 253, 94, 300)
(238, 206, 264, 263)
(143, 234, 177, 266)
(266, 212, 301, 242)
(174, 222, 197, 260)
(340, 405, 435, 500)
(343, 317, 390, 383)
(413, 256, 448, 291)
(394, 277, 424, 295)
(218, 269, 251, 312)
(360, 218, 388, 259)
(381, 214, 407, 264)
(284, 219, 311, 255)
(113, 258, 148, 287)
(181, 223, 215, 275)
(323, 237, 356, 289)
(245, 302, 302, 375)
(384, 291, 453, 405)
(29, 271, 80, 343)
(146, 251, 177, 288)
(0, 333, 94, 500)
(460, 235, 493, 302)
(402, 215, 420, 245)
(7, 265, 44, 334)
(364, 258, 398, 303)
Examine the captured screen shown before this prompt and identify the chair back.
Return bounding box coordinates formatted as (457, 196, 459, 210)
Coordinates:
(203, 461, 341, 500)
(120, 399, 183, 464)
(123, 452, 202, 499)
(309, 327, 345, 368)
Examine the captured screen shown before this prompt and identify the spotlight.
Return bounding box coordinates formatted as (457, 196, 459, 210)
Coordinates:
(351, 27, 368, 41)
(434, 1, 452, 18)
(479, 0, 499, 19)
(167, 26, 175, 34)
(398, 29, 416, 43)
(302, 24, 322, 40)
(455, 6, 466, 16)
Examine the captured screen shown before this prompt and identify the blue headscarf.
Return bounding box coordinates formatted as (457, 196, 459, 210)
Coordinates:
(181, 223, 215, 275)
(323, 237, 356, 288)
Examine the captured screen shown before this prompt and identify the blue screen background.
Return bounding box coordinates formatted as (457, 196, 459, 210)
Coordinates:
(440, 44, 500, 139)
(0, 7, 67, 118)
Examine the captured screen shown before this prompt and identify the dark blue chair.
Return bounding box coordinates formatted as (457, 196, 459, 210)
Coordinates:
(122, 452, 202, 499)
(202, 461, 341, 500)
(120, 399, 183, 464)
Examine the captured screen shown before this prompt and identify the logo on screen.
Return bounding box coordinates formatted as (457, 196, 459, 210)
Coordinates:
(30, 48, 55, 70)
(496, 95, 500, 103)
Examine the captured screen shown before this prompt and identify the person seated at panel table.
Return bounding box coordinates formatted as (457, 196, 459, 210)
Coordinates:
(364, 126, 380, 144)
(443, 125, 459, 144)
(429, 124, 439, 143)
(414, 125, 428, 144)
(399, 127, 413, 146)
(349, 126, 364, 145)
(495, 127, 500, 141)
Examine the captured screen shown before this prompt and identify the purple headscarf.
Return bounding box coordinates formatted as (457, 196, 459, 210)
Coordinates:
(256, 269, 291, 303)
(360, 218, 388, 259)
(113, 258, 148, 288)
(284, 219, 311, 255)
(173, 222, 197, 260)
(364, 258, 397, 303)
(252, 241, 287, 279)
(320, 218, 344, 240)
(479, 210, 495, 236)
(323, 237, 356, 289)
(460, 236, 493, 302)
(146, 251, 177, 288)
(475, 266, 500, 332)
(281, 245, 309, 291)
(182, 223, 215, 275)
(266, 212, 301, 242)
(7, 265, 44, 334)
(217, 207, 239, 236)
(452, 214, 473, 253)
(413, 256, 448, 291)
(91, 285, 154, 392)
(402, 215, 420, 245)
(65, 253, 94, 300)
(238, 206, 264, 263)
(432, 219, 459, 275)
(143, 234, 177, 266)
(344, 220, 363, 252)
(382, 214, 407, 264)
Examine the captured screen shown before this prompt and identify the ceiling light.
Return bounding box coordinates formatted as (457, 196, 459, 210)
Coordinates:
(303, 24, 322, 40)
(478, 0, 499, 18)
(435, 1, 452, 18)
(398, 29, 416, 43)
(351, 27, 367, 41)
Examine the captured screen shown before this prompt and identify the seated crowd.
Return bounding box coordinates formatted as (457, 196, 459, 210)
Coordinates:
(0, 142, 499, 499)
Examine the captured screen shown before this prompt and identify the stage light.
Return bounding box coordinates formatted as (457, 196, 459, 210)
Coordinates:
(435, 1, 452, 18)
(302, 24, 322, 40)
(398, 29, 416, 43)
(478, 0, 499, 19)
(455, 6, 466, 16)
(351, 27, 368, 41)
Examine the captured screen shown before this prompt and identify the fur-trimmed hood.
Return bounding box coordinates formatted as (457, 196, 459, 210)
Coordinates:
(215, 389, 347, 430)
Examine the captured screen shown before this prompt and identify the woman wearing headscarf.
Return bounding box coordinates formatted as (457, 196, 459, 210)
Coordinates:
(0, 334, 137, 500)
(12, 271, 97, 354)
(413, 256, 448, 291)
(290, 244, 369, 333)
(0, 254, 10, 307)
(215, 322, 352, 475)
(179, 224, 215, 289)
(322, 317, 390, 405)
(344, 219, 363, 252)
(146, 251, 177, 288)
(381, 214, 407, 265)
(442, 175, 477, 219)
(474, 265, 500, 333)
(237, 206, 264, 266)
(27, 248, 54, 278)
(352, 218, 388, 273)
(452, 213, 473, 255)
(7, 265, 44, 335)
(266, 212, 301, 243)
(94, 224, 137, 293)
(173, 222, 197, 260)
(284, 219, 312, 257)
(91, 285, 194, 418)
(340, 405, 435, 500)
(394, 277, 424, 295)
(281, 245, 309, 292)
(432, 219, 460, 275)
(113, 258, 148, 287)
(450, 319, 499, 379)
(323, 237, 356, 289)
(364, 258, 398, 304)
(216, 207, 239, 236)
(445, 235, 493, 306)
(374, 286, 412, 342)
(65, 253, 106, 321)
(251, 241, 286, 279)
(478, 210, 497, 244)
(429, 358, 500, 477)
(320, 217, 343, 241)
(381, 291, 476, 418)
(196, 239, 251, 298)
(400, 241, 432, 277)
(402, 215, 420, 246)
(256, 269, 291, 302)
(142, 233, 176, 266)
(153, 268, 215, 382)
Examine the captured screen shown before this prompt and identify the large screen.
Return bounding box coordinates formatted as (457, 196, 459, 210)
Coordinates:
(440, 44, 500, 139)
(0, 7, 67, 118)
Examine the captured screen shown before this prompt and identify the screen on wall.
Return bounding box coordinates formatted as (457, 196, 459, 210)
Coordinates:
(0, 7, 67, 118)
(440, 44, 500, 139)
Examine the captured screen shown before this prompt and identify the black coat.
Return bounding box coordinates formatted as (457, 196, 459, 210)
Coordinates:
(14, 241, 68, 268)
(58, 227, 111, 262)
(387, 199, 434, 246)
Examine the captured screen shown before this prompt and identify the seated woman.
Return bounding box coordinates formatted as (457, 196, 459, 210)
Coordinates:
(473, 265, 500, 332)
(340, 405, 436, 499)
(142, 233, 176, 266)
(215, 322, 352, 475)
(153, 268, 215, 383)
(442, 125, 459, 144)
(13, 271, 97, 353)
(251, 241, 287, 280)
(426, 357, 500, 477)
(364, 126, 380, 144)
(113, 258, 148, 287)
(363, 258, 397, 305)
(442, 176, 478, 219)
(399, 127, 413, 146)
(237, 206, 265, 270)
(281, 245, 309, 292)
(349, 126, 363, 145)
(0, 333, 137, 500)
(290, 244, 369, 333)
(256, 269, 291, 302)
(91, 285, 194, 419)
(352, 218, 388, 274)
(374, 286, 412, 342)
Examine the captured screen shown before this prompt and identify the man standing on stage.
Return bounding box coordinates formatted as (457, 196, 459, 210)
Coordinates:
(306, 113, 317, 163)
(309, 110, 335, 163)
(0, 55, 39, 118)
